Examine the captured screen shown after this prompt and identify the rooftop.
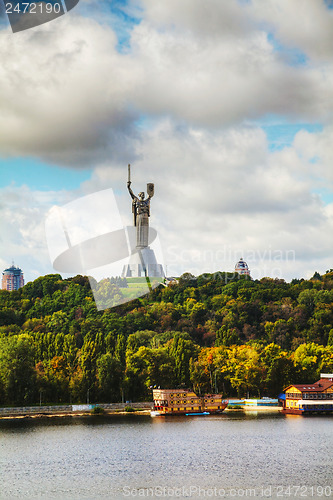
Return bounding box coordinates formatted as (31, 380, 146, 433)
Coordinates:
(3, 265, 23, 274)
(235, 258, 250, 275)
(287, 378, 333, 392)
(236, 258, 248, 268)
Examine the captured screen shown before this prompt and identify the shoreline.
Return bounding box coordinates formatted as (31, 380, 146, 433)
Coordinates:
(0, 406, 281, 420)
(0, 409, 152, 420)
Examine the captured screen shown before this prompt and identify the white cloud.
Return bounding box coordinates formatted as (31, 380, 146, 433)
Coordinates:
(250, 0, 333, 62)
(129, 20, 320, 126)
(0, 15, 137, 165)
(0, 0, 332, 166)
(293, 126, 333, 187)
(137, 0, 253, 39)
(0, 185, 71, 281)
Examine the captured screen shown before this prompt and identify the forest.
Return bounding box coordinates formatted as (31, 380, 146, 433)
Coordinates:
(1, 269, 333, 406)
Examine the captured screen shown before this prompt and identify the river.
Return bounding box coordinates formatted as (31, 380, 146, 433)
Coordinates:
(0, 411, 332, 499)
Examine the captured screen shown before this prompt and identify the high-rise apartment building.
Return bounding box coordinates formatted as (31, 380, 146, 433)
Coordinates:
(2, 264, 25, 291)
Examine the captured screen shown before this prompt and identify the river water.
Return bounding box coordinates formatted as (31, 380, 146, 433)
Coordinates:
(0, 411, 332, 500)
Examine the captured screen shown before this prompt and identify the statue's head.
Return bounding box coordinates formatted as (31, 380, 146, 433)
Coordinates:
(139, 192, 145, 200)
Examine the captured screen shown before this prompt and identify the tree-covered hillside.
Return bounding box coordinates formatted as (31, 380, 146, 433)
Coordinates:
(1, 270, 333, 406)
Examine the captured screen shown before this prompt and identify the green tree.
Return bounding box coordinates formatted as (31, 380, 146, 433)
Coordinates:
(293, 343, 322, 382)
(97, 353, 122, 402)
(222, 345, 266, 398)
(169, 333, 199, 386)
(0, 334, 37, 405)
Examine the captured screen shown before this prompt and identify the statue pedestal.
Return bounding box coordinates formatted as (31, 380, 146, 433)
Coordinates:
(122, 246, 164, 278)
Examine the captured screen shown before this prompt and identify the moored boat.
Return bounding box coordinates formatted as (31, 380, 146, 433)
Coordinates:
(151, 388, 228, 416)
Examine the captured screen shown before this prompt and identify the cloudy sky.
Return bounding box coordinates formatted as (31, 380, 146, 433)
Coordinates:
(1, 0, 333, 283)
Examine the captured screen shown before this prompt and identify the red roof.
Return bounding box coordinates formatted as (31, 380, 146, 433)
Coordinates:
(285, 378, 333, 393)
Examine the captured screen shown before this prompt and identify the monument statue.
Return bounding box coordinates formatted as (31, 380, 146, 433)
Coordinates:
(122, 164, 164, 279)
(127, 164, 154, 248)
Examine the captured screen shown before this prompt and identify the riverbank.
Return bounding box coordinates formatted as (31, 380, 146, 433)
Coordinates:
(0, 402, 152, 419)
(0, 404, 281, 420)
(0, 409, 152, 420)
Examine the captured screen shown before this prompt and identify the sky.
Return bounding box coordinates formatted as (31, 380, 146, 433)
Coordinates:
(1, 0, 333, 283)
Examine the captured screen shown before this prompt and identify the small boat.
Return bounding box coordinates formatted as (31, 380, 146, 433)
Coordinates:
(150, 410, 163, 417)
(151, 388, 228, 416)
(185, 412, 210, 416)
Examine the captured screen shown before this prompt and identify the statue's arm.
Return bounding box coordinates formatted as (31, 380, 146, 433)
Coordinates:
(127, 182, 137, 200)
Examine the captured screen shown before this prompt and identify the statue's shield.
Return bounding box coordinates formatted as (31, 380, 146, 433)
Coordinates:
(147, 183, 154, 197)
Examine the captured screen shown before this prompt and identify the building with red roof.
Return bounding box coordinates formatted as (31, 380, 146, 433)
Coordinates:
(280, 374, 333, 414)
